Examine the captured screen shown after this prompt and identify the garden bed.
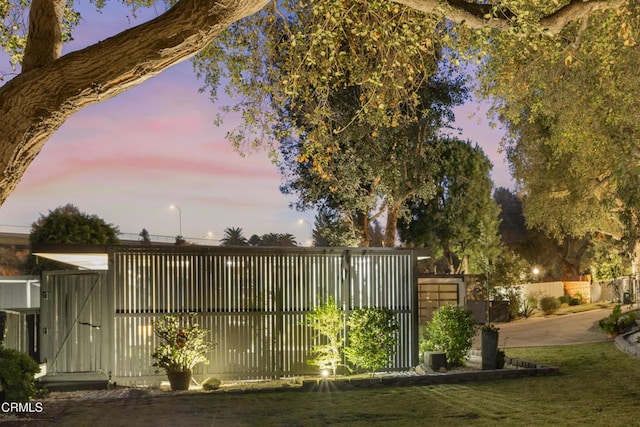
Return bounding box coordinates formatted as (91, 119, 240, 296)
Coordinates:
(301, 354, 559, 391)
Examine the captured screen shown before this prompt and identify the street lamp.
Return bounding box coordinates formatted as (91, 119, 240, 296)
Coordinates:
(532, 267, 540, 282)
(297, 219, 313, 246)
(169, 204, 182, 236)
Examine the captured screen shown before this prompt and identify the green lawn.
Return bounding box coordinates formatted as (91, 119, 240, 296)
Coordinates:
(49, 341, 639, 426)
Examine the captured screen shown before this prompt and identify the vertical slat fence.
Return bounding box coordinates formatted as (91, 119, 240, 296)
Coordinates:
(102, 247, 417, 384)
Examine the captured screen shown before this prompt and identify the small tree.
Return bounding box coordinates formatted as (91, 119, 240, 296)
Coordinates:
(29, 204, 120, 272)
(306, 296, 345, 377)
(344, 307, 399, 375)
(139, 228, 151, 245)
(422, 304, 477, 367)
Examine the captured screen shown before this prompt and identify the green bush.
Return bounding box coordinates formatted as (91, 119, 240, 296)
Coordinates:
(560, 294, 584, 306)
(570, 292, 586, 306)
(421, 304, 477, 367)
(559, 295, 572, 305)
(539, 296, 561, 315)
(598, 305, 638, 337)
(0, 347, 41, 402)
(344, 307, 399, 374)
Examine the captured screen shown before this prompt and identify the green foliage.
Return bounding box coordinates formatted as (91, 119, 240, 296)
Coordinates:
(344, 307, 399, 374)
(400, 138, 501, 274)
(139, 228, 151, 245)
(591, 240, 628, 282)
(0, 347, 41, 402)
(597, 305, 638, 337)
(421, 304, 477, 367)
(0, 0, 82, 68)
(306, 296, 345, 376)
(539, 296, 561, 315)
(197, 0, 450, 151)
(490, 250, 531, 290)
(558, 295, 572, 305)
(28, 203, 120, 272)
(312, 207, 361, 247)
(561, 294, 584, 306)
(197, 1, 470, 247)
(519, 294, 539, 319)
(479, 1, 640, 266)
(30, 203, 120, 245)
(220, 227, 249, 246)
(151, 314, 215, 373)
(276, 68, 467, 247)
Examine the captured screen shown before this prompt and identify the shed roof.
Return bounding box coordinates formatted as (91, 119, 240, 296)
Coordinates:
(31, 243, 424, 271)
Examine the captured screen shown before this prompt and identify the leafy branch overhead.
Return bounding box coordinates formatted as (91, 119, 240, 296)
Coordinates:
(0, 0, 633, 210)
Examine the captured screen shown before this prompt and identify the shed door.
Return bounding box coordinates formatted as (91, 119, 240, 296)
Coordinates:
(40, 271, 107, 374)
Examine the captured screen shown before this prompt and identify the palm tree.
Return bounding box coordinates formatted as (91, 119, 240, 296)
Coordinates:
(220, 227, 248, 246)
(258, 233, 297, 247)
(277, 233, 298, 247)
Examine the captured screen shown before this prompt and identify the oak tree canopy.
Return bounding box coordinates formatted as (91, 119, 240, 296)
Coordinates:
(0, 0, 629, 224)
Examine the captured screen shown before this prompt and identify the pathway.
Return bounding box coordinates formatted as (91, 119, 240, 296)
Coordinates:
(472, 307, 614, 349)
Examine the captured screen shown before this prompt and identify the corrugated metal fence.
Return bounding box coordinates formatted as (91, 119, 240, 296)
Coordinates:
(109, 247, 417, 384)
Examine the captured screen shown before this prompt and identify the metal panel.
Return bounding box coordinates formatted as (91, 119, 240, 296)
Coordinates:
(40, 271, 107, 374)
(0, 309, 38, 357)
(0, 276, 40, 310)
(69, 246, 417, 383)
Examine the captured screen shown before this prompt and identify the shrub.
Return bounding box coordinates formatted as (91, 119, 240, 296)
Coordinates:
(598, 305, 638, 337)
(422, 304, 477, 367)
(519, 294, 538, 319)
(0, 347, 41, 402)
(344, 307, 399, 374)
(559, 295, 572, 305)
(539, 296, 561, 315)
(306, 296, 345, 376)
(571, 292, 586, 306)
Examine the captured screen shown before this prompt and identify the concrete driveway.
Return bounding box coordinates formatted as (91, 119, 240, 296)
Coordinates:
(472, 307, 615, 349)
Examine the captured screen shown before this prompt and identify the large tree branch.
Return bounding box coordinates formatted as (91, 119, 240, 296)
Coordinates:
(22, 0, 65, 72)
(0, 0, 268, 205)
(390, 0, 628, 35)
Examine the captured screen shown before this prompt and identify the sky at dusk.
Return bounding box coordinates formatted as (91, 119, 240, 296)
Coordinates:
(0, 3, 511, 244)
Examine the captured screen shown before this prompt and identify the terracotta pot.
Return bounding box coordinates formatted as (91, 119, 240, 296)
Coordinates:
(167, 371, 192, 391)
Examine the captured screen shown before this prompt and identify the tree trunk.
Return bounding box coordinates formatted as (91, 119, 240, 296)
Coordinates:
(357, 211, 371, 247)
(0, 0, 268, 206)
(384, 203, 401, 247)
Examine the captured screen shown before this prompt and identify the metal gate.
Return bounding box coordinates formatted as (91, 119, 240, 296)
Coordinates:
(40, 271, 108, 374)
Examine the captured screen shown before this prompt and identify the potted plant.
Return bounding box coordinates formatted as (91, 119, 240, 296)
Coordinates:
(151, 314, 214, 390)
(481, 324, 500, 370)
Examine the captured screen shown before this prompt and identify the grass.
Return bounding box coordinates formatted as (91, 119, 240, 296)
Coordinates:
(48, 341, 640, 427)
